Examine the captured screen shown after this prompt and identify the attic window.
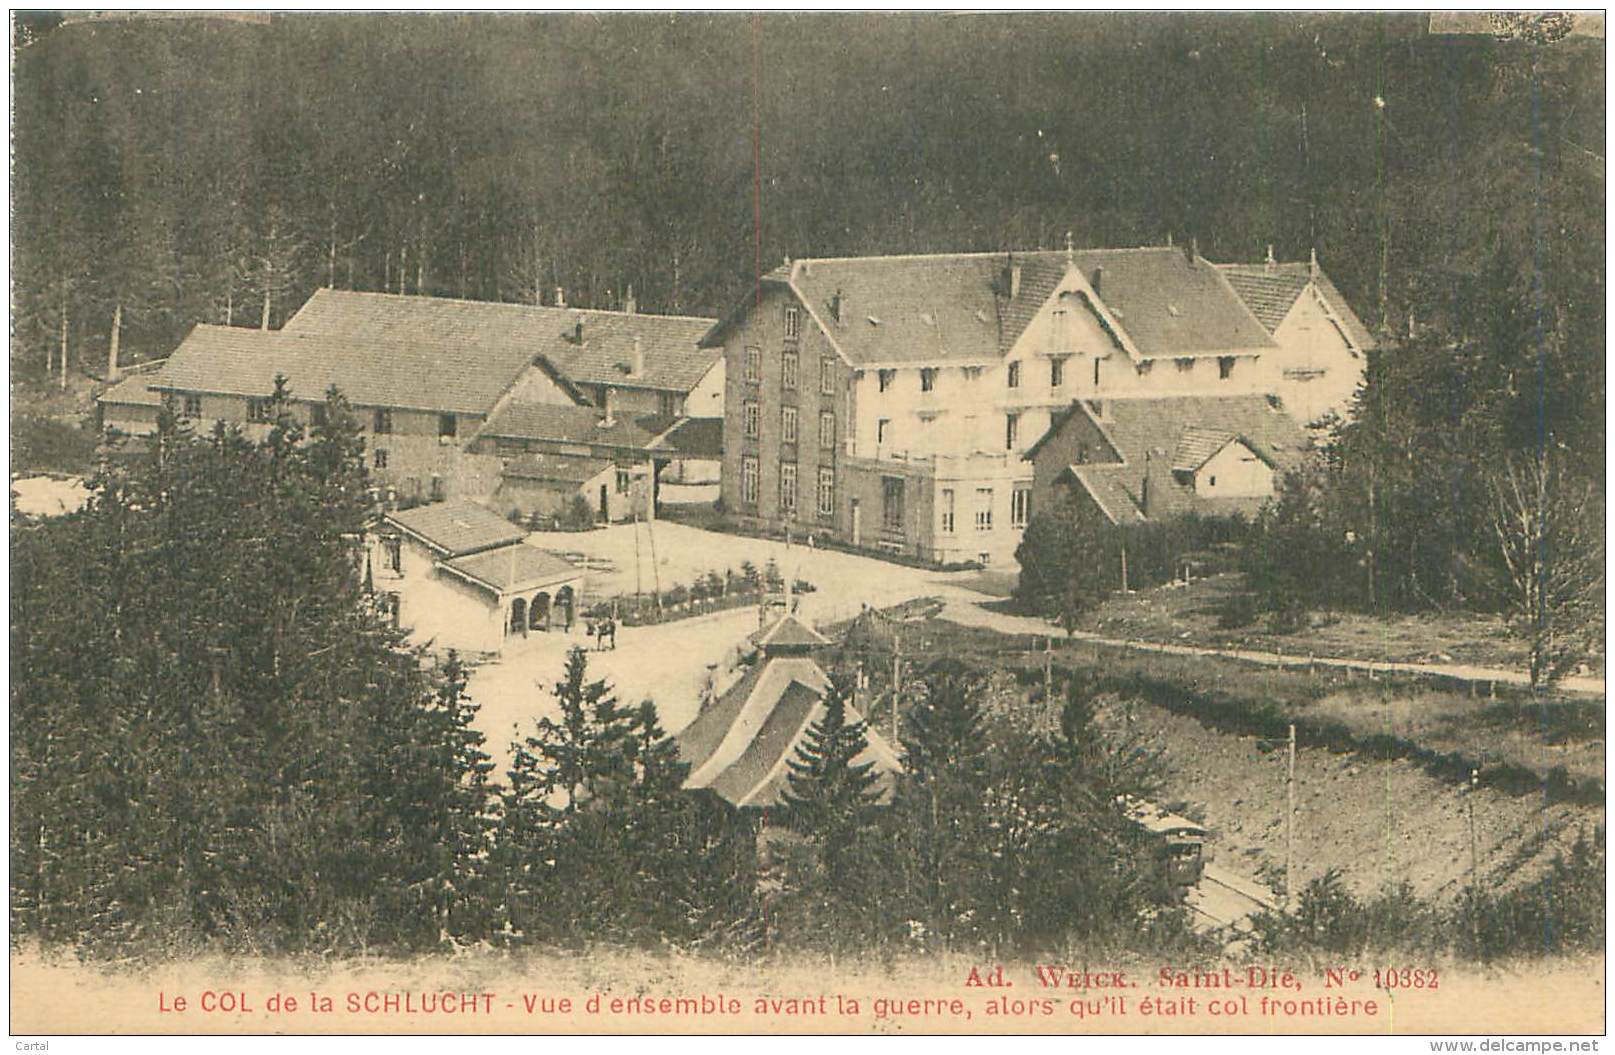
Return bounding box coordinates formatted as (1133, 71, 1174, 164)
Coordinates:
(1167, 304, 1181, 317)
(867, 315, 881, 326)
(919, 312, 935, 326)
(974, 309, 990, 324)
(1175, 357, 1195, 373)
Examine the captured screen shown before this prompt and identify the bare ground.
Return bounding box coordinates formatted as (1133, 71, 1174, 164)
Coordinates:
(1120, 699, 1601, 904)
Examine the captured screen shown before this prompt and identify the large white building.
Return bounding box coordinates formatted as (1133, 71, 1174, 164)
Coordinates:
(705, 241, 1373, 566)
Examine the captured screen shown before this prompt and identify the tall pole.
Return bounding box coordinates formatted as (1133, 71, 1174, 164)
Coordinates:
(1120, 546, 1129, 594)
(1286, 723, 1296, 908)
(631, 509, 643, 607)
(891, 630, 902, 745)
(1468, 767, 1480, 948)
(1043, 636, 1054, 702)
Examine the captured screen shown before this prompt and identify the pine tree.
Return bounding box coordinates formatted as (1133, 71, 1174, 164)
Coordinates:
(780, 675, 882, 895)
(891, 658, 993, 947)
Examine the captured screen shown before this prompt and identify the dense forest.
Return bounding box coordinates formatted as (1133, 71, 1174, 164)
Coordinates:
(10, 13, 1604, 383)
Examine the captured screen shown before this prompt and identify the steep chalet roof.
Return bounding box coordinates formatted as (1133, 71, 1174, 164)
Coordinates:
(1043, 394, 1311, 525)
(1216, 262, 1378, 351)
(478, 401, 663, 451)
(152, 323, 535, 415)
(284, 289, 718, 396)
(385, 499, 525, 557)
(676, 653, 900, 809)
(704, 246, 1276, 366)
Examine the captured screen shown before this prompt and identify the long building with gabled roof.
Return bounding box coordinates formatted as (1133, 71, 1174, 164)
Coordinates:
(702, 240, 1369, 565)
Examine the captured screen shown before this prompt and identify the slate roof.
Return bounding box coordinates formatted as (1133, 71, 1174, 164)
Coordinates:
(676, 652, 901, 809)
(754, 613, 829, 652)
(1171, 425, 1241, 472)
(709, 247, 1276, 366)
(1216, 262, 1378, 351)
(152, 323, 535, 415)
(99, 373, 165, 407)
(442, 544, 581, 595)
(644, 416, 723, 459)
(284, 289, 719, 395)
(478, 401, 663, 451)
(1047, 395, 1310, 526)
(500, 452, 615, 485)
(385, 499, 525, 557)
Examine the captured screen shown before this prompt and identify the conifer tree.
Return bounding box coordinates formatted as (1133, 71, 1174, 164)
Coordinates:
(891, 659, 993, 947)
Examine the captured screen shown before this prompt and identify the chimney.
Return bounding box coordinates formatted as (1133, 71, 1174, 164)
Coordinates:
(1265, 244, 1277, 270)
(1091, 266, 1104, 298)
(554, 286, 566, 308)
(630, 336, 644, 378)
(830, 288, 843, 324)
(1141, 449, 1153, 517)
(1309, 246, 1319, 279)
(600, 386, 615, 427)
(1002, 254, 1022, 300)
(624, 285, 637, 315)
(1185, 237, 1199, 266)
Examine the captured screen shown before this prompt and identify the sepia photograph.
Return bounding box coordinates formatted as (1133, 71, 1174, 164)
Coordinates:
(7, 8, 1607, 1040)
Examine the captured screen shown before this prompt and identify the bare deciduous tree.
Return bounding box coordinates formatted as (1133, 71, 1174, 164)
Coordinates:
(1489, 451, 1604, 686)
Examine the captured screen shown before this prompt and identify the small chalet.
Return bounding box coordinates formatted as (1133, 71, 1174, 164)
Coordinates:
(372, 498, 584, 655)
(676, 615, 902, 809)
(1025, 394, 1310, 525)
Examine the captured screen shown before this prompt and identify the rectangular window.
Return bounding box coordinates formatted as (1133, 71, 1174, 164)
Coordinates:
(878, 369, 894, 392)
(782, 351, 798, 390)
(741, 455, 759, 504)
(784, 305, 801, 340)
(310, 403, 328, 427)
(940, 488, 955, 534)
(780, 461, 798, 517)
(781, 405, 799, 444)
(820, 357, 836, 395)
(182, 394, 203, 418)
(373, 408, 393, 434)
(430, 474, 445, 501)
(659, 391, 678, 416)
(1219, 356, 1235, 380)
(374, 448, 389, 470)
(975, 487, 994, 531)
(745, 346, 762, 383)
(819, 411, 836, 450)
(1012, 487, 1031, 529)
(384, 537, 402, 574)
(246, 398, 269, 423)
(1049, 308, 1068, 350)
(1176, 357, 1195, 373)
(920, 367, 937, 392)
(743, 401, 759, 439)
(1007, 361, 1021, 389)
(817, 467, 835, 517)
(876, 418, 891, 446)
(1005, 412, 1019, 451)
(881, 476, 904, 532)
(1094, 358, 1101, 386)
(1051, 357, 1066, 388)
(439, 413, 458, 439)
